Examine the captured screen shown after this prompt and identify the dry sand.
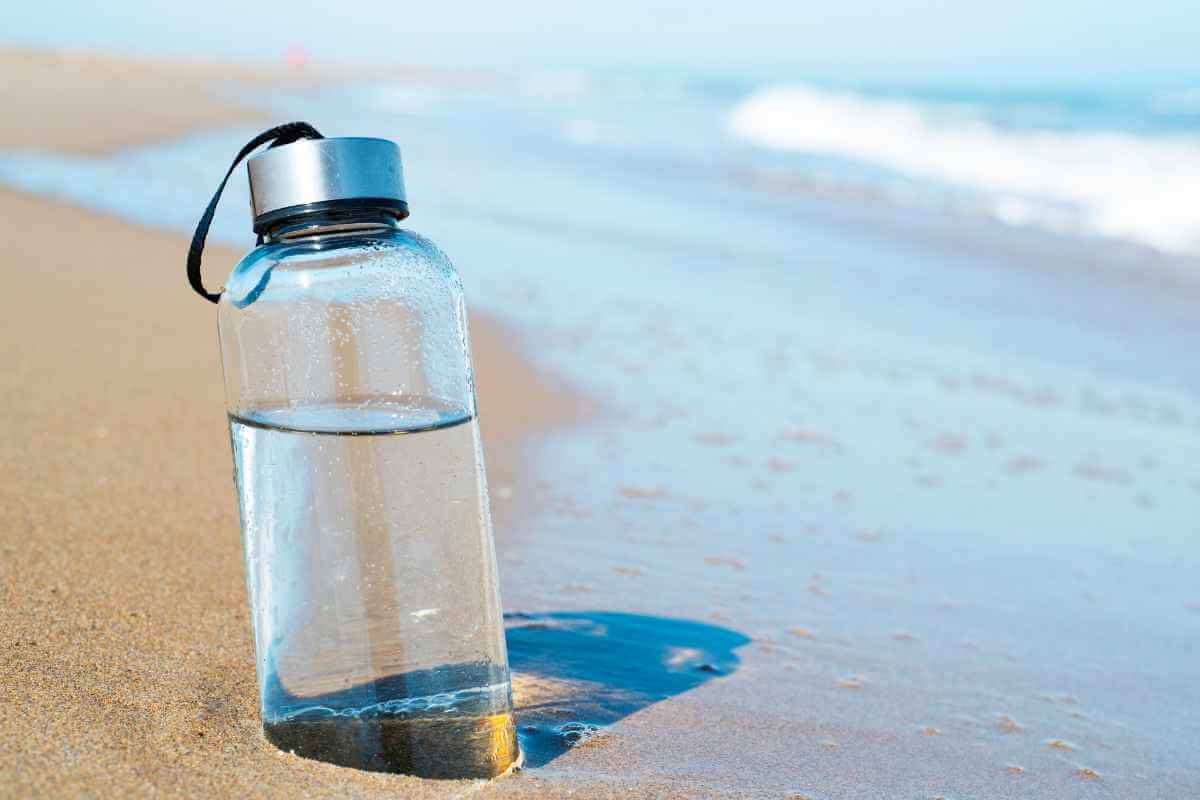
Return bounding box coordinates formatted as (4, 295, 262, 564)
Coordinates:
(0, 51, 636, 799)
(0, 49, 281, 154)
(0, 48, 493, 155)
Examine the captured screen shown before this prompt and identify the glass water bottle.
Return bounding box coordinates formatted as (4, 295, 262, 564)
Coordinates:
(213, 135, 517, 777)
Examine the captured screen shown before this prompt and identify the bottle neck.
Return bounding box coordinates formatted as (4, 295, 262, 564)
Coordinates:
(260, 206, 403, 243)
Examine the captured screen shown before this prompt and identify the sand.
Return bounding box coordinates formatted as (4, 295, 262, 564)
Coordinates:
(0, 184, 575, 798)
(0, 49, 277, 154)
(0, 49, 492, 155)
(0, 51, 611, 799)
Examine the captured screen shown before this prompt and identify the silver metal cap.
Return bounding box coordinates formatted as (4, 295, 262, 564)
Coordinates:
(247, 137, 408, 231)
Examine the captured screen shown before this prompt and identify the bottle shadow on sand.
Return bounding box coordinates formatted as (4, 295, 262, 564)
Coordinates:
(505, 611, 751, 767)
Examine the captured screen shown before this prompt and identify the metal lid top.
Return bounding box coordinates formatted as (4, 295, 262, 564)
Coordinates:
(246, 137, 408, 231)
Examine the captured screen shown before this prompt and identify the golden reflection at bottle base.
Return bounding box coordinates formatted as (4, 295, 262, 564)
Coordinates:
(264, 711, 518, 779)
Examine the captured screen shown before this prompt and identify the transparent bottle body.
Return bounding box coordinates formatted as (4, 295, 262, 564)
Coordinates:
(218, 218, 517, 777)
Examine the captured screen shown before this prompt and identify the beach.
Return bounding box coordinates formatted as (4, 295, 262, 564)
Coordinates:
(0, 51, 584, 799)
(2, 49, 1199, 799)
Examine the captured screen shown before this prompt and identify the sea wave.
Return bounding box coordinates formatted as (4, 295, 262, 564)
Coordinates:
(728, 84, 1200, 255)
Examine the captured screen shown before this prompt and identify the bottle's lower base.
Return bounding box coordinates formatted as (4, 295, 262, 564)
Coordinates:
(264, 711, 519, 779)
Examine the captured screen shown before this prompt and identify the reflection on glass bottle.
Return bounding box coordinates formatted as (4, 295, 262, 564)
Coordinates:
(209, 134, 516, 778)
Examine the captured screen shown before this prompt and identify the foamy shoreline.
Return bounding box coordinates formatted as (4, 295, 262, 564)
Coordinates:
(728, 82, 1200, 257)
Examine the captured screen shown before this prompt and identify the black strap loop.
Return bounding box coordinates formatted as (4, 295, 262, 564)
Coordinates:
(187, 122, 324, 303)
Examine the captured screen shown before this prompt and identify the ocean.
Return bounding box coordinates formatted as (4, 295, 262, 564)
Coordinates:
(4, 68, 1200, 258)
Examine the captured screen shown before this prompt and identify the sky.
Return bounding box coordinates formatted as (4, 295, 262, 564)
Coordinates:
(1, 0, 1197, 85)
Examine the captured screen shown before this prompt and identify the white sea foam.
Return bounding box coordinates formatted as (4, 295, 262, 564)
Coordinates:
(728, 84, 1200, 255)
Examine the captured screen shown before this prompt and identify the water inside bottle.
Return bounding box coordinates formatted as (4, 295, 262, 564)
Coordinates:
(260, 664, 517, 778)
(229, 397, 517, 777)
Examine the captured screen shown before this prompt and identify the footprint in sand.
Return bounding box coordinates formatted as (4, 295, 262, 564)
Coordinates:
(703, 555, 745, 571)
(1005, 454, 1043, 475)
(779, 427, 839, 448)
(1041, 693, 1079, 705)
(995, 714, 1025, 733)
(693, 431, 735, 446)
(1072, 463, 1131, 484)
(930, 432, 967, 455)
(618, 485, 665, 499)
(1044, 738, 1075, 751)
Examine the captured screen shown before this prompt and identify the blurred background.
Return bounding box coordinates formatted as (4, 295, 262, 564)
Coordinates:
(4, 1, 1200, 256)
(2, 2, 1198, 797)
